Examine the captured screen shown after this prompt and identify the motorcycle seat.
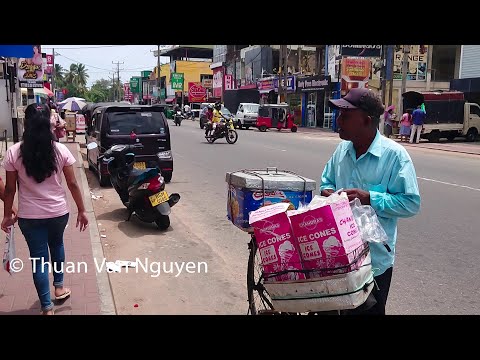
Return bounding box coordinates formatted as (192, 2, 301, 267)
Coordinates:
(128, 168, 160, 186)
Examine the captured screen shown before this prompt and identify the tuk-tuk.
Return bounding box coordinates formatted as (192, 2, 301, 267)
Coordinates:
(255, 103, 297, 132)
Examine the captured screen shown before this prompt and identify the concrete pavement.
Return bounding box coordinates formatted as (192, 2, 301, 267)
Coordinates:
(0, 140, 115, 315)
(156, 120, 480, 315)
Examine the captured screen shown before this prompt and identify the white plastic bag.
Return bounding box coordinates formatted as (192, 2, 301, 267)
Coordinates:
(3, 226, 16, 274)
(349, 198, 391, 252)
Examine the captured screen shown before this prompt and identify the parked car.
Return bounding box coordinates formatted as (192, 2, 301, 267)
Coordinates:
(235, 103, 259, 129)
(190, 103, 202, 119)
(86, 104, 173, 186)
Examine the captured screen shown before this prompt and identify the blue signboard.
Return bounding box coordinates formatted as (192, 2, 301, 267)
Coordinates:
(0, 45, 34, 58)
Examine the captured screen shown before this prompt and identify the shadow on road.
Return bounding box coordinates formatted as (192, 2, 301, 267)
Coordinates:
(96, 207, 174, 238)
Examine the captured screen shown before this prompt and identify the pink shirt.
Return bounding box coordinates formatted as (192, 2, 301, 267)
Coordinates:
(2, 142, 76, 219)
(401, 113, 412, 127)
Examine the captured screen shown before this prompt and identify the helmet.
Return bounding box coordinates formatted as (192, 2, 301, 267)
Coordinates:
(207, 104, 213, 110)
(214, 101, 222, 111)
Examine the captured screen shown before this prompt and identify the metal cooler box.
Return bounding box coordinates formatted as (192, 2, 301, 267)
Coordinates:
(226, 168, 317, 232)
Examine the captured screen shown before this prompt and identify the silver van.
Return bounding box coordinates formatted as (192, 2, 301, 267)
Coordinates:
(235, 103, 260, 129)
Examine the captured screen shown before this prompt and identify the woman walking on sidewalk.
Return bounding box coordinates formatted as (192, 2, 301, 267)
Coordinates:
(1, 103, 89, 315)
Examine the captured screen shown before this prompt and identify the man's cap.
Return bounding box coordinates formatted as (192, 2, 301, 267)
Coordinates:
(329, 88, 384, 117)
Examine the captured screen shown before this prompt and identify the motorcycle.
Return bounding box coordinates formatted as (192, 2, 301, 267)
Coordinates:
(86, 142, 180, 230)
(185, 111, 194, 120)
(205, 117, 238, 144)
(174, 110, 184, 126)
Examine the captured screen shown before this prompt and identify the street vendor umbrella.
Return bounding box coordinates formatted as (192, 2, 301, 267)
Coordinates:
(58, 97, 87, 112)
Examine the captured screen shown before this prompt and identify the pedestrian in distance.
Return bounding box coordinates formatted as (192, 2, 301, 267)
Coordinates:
(320, 88, 421, 315)
(409, 105, 426, 144)
(400, 109, 412, 142)
(1, 103, 89, 315)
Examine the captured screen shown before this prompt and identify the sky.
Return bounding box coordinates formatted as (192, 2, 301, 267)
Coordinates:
(42, 45, 171, 87)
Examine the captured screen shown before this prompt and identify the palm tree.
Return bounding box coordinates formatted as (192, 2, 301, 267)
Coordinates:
(64, 64, 78, 85)
(54, 64, 65, 88)
(75, 63, 89, 91)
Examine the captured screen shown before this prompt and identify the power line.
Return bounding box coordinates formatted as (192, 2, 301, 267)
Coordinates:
(55, 53, 112, 71)
(42, 45, 129, 50)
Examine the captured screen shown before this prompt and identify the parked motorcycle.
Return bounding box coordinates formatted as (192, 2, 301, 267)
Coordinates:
(174, 110, 184, 126)
(205, 117, 238, 144)
(86, 142, 180, 230)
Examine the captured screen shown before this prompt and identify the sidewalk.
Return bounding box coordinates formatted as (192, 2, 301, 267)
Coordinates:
(296, 126, 480, 155)
(0, 141, 115, 315)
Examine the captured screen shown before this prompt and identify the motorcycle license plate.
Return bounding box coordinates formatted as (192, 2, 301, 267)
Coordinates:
(134, 162, 146, 170)
(149, 190, 169, 207)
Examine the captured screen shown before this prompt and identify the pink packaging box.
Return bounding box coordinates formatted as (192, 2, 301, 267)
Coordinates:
(288, 196, 364, 278)
(249, 203, 305, 282)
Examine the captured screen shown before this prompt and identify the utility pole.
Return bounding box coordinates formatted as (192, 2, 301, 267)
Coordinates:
(399, 45, 411, 116)
(112, 61, 124, 101)
(284, 45, 288, 104)
(109, 73, 115, 101)
(52, 48, 55, 97)
(157, 45, 161, 102)
(380, 45, 387, 106)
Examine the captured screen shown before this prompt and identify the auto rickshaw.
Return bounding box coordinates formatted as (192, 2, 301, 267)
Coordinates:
(255, 103, 297, 132)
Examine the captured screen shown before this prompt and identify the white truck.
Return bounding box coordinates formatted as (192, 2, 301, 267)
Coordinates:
(402, 91, 480, 142)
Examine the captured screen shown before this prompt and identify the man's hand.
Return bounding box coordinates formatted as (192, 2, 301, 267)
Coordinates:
(321, 189, 335, 197)
(344, 188, 371, 205)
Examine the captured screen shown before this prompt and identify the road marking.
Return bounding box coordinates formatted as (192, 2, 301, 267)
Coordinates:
(264, 145, 286, 151)
(417, 177, 480, 192)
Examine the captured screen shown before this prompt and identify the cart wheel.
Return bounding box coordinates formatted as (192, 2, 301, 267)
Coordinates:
(291, 126, 298, 133)
(247, 237, 275, 315)
(259, 125, 267, 132)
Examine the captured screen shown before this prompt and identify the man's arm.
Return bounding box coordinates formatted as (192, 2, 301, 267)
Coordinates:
(369, 158, 421, 219)
(320, 155, 337, 196)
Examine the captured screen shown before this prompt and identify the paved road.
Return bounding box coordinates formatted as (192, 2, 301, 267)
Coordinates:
(84, 119, 480, 315)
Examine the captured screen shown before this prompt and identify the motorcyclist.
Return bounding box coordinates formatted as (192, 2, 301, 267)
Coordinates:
(204, 105, 214, 136)
(207, 101, 224, 137)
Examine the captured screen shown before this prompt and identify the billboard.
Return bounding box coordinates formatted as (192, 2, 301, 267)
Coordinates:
(17, 45, 44, 88)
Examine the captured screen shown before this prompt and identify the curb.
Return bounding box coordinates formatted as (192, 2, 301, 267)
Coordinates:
(400, 143, 480, 156)
(72, 142, 117, 315)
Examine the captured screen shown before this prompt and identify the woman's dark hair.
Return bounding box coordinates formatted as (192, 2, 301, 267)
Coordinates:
(20, 103, 58, 183)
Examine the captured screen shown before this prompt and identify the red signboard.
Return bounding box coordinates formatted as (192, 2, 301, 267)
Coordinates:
(123, 82, 132, 101)
(188, 82, 207, 103)
(46, 54, 53, 65)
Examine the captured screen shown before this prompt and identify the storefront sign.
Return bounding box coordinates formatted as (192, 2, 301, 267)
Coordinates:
(393, 45, 428, 81)
(257, 78, 275, 92)
(213, 67, 223, 98)
(341, 58, 371, 95)
(188, 82, 207, 102)
(171, 72, 184, 90)
(224, 74, 233, 90)
(130, 77, 141, 93)
(341, 45, 382, 57)
(297, 75, 331, 92)
(17, 45, 44, 88)
(202, 78, 213, 88)
(274, 76, 296, 92)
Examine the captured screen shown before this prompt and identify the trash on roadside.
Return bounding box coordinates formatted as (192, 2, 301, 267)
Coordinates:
(101, 235, 107, 238)
(115, 260, 137, 268)
(134, 304, 139, 308)
(106, 262, 121, 272)
(98, 223, 102, 226)
(101, 229, 106, 232)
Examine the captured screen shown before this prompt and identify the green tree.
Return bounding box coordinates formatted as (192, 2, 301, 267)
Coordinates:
(54, 64, 65, 88)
